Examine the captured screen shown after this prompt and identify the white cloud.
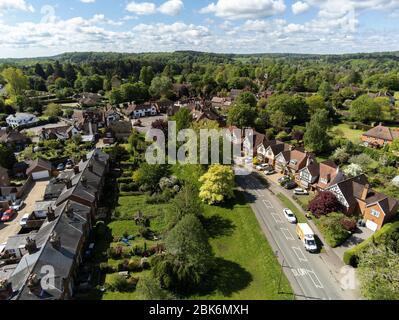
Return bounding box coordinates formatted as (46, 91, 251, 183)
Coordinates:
(158, 0, 183, 16)
(0, 0, 34, 13)
(126, 2, 156, 15)
(200, 0, 286, 20)
(80, 0, 95, 3)
(292, 1, 310, 15)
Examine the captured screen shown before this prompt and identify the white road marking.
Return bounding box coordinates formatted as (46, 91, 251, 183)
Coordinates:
(280, 228, 295, 240)
(307, 269, 324, 289)
(263, 200, 273, 209)
(292, 268, 308, 277)
(271, 213, 283, 224)
(292, 247, 308, 262)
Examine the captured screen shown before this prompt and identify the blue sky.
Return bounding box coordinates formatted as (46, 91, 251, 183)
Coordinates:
(0, 0, 399, 58)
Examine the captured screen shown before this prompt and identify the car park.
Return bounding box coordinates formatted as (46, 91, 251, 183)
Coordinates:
(1, 209, 16, 222)
(11, 199, 25, 211)
(294, 188, 309, 195)
(283, 208, 297, 224)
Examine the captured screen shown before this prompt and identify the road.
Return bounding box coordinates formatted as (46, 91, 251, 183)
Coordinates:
(236, 173, 357, 300)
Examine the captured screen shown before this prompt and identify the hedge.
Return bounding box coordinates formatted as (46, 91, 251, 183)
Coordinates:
(343, 220, 399, 266)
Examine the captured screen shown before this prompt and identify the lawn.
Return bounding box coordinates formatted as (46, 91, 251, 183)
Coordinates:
(330, 123, 363, 143)
(192, 191, 293, 300)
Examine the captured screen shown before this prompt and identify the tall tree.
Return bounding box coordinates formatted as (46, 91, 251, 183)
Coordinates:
(199, 165, 235, 205)
(227, 103, 257, 128)
(304, 109, 331, 153)
(139, 66, 155, 86)
(34, 63, 46, 79)
(1, 67, 28, 98)
(349, 95, 381, 123)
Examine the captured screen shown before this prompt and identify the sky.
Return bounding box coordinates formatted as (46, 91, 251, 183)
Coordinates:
(0, 0, 399, 58)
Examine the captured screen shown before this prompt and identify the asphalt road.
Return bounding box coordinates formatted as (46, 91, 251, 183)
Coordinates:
(236, 173, 352, 300)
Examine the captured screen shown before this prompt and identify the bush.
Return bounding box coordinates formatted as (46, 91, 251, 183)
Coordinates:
(128, 258, 143, 272)
(117, 177, 134, 184)
(318, 213, 351, 248)
(107, 246, 123, 259)
(120, 182, 138, 192)
(308, 192, 341, 217)
(99, 263, 116, 274)
(117, 259, 130, 272)
(108, 274, 129, 292)
(132, 245, 144, 257)
(139, 227, 151, 239)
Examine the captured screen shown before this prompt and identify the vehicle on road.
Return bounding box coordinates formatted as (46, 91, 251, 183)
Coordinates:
(283, 208, 297, 224)
(1, 209, 16, 222)
(19, 213, 31, 228)
(296, 223, 318, 253)
(284, 181, 298, 190)
(264, 168, 276, 175)
(294, 188, 309, 195)
(11, 199, 25, 211)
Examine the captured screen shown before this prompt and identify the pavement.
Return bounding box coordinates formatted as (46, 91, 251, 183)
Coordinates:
(235, 170, 360, 300)
(0, 180, 49, 245)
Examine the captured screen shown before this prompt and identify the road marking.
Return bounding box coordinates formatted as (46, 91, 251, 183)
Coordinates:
(292, 247, 308, 262)
(280, 228, 295, 240)
(292, 268, 308, 277)
(263, 200, 273, 209)
(271, 213, 283, 224)
(307, 269, 324, 289)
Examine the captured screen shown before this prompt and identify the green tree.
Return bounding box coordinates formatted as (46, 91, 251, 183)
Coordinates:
(149, 76, 173, 98)
(174, 108, 192, 131)
(139, 66, 155, 86)
(199, 164, 235, 205)
(170, 185, 203, 223)
(306, 94, 327, 116)
(34, 63, 46, 79)
(267, 93, 308, 123)
(304, 109, 331, 153)
(108, 88, 123, 105)
(0, 144, 17, 169)
(136, 276, 175, 300)
(349, 95, 381, 123)
(44, 103, 62, 117)
(227, 103, 257, 128)
(133, 163, 169, 191)
(1, 67, 28, 98)
(235, 92, 257, 108)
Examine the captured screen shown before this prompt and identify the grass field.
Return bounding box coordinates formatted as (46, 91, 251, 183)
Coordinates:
(100, 191, 293, 300)
(330, 123, 363, 143)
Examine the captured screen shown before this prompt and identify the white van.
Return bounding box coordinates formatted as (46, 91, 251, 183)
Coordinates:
(296, 223, 318, 253)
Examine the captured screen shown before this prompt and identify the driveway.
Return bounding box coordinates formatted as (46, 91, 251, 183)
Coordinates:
(0, 180, 49, 244)
(236, 174, 360, 300)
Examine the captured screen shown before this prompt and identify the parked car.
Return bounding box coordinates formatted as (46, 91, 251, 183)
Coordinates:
(65, 160, 74, 169)
(1, 209, 16, 222)
(294, 188, 309, 195)
(278, 176, 290, 185)
(57, 163, 65, 171)
(283, 208, 297, 224)
(284, 181, 298, 190)
(256, 163, 270, 171)
(264, 168, 276, 175)
(20, 213, 31, 228)
(11, 199, 25, 211)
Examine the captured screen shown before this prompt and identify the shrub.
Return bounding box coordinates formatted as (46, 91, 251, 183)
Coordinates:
(128, 259, 143, 272)
(318, 213, 351, 248)
(308, 192, 341, 218)
(132, 245, 144, 257)
(107, 246, 123, 259)
(139, 227, 151, 239)
(117, 259, 130, 272)
(99, 262, 116, 274)
(108, 274, 129, 292)
(140, 258, 151, 270)
(340, 217, 357, 232)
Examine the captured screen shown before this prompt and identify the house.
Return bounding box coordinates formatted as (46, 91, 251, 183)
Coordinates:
(108, 121, 132, 141)
(0, 200, 92, 300)
(39, 125, 72, 141)
(6, 113, 38, 128)
(298, 157, 319, 190)
(0, 186, 19, 202)
(243, 131, 269, 157)
(316, 160, 345, 191)
(26, 158, 53, 180)
(262, 142, 291, 167)
(33, 201, 55, 218)
(211, 97, 232, 110)
(0, 129, 31, 151)
(72, 109, 103, 134)
(275, 148, 308, 175)
(327, 175, 399, 231)
(102, 105, 121, 126)
(361, 124, 399, 147)
(77, 92, 102, 108)
(0, 166, 10, 187)
(124, 102, 158, 119)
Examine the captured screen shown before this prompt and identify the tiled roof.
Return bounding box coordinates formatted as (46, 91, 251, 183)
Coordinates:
(362, 124, 399, 141)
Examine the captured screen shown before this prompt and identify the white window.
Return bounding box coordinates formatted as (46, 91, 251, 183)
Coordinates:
(371, 209, 380, 218)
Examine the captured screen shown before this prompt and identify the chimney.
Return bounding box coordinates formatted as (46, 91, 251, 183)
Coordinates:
(49, 232, 61, 251)
(73, 166, 80, 175)
(47, 207, 56, 222)
(361, 184, 370, 201)
(27, 273, 42, 296)
(65, 178, 72, 189)
(25, 237, 38, 255)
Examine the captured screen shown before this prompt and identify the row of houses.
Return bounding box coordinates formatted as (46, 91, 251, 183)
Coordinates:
(242, 129, 398, 231)
(0, 149, 109, 300)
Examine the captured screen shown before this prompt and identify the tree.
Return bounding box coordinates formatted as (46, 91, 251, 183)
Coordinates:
(152, 214, 213, 293)
(344, 163, 363, 177)
(64, 63, 77, 86)
(108, 88, 123, 105)
(308, 191, 341, 218)
(151, 119, 169, 137)
(44, 103, 62, 118)
(120, 82, 149, 103)
(149, 76, 173, 98)
(306, 94, 327, 116)
(318, 81, 332, 100)
(349, 95, 381, 123)
(34, 63, 46, 79)
(227, 103, 256, 128)
(235, 92, 257, 108)
(0, 144, 17, 169)
(267, 93, 308, 124)
(304, 109, 331, 153)
(358, 244, 399, 300)
(269, 110, 289, 130)
(136, 276, 175, 300)
(199, 165, 234, 205)
(173, 108, 192, 132)
(331, 147, 350, 165)
(1, 67, 28, 98)
(171, 185, 203, 222)
(133, 163, 169, 191)
(139, 66, 155, 86)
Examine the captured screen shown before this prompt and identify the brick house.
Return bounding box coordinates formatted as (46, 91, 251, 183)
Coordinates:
(361, 124, 399, 147)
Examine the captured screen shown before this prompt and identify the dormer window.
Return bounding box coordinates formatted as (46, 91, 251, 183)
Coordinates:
(290, 159, 297, 165)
